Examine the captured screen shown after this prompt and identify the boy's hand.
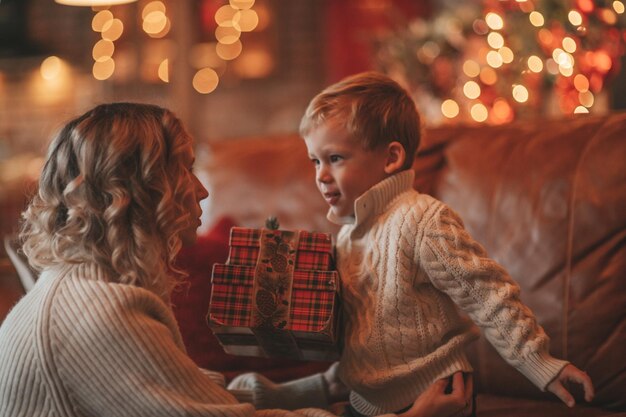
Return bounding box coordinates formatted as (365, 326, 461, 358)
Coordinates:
(547, 364, 594, 407)
(399, 372, 473, 417)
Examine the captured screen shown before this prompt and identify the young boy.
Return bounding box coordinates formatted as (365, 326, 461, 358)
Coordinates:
(299, 71, 594, 416)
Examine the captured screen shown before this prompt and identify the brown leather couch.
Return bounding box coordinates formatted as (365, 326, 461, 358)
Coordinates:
(199, 112, 626, 416)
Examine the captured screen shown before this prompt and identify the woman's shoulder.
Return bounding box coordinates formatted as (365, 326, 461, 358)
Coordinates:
(51, 263, 174, 324)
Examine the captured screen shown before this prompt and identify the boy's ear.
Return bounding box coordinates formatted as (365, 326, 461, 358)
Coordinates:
(384, 141, 406, 174)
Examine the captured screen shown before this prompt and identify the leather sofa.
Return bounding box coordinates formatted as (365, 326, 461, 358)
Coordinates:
(189, 112, 626, 416)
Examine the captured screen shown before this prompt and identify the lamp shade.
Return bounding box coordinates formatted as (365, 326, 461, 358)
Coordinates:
(55, 0, 138, 5)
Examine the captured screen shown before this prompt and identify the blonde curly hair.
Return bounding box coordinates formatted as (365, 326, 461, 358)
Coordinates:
(20, 102, 196, 299)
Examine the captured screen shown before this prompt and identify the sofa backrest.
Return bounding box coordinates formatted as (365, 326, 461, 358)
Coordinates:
(198, 113, 626, 408)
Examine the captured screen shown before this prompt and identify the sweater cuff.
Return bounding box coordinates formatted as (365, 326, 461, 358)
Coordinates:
(280, 373, 330, 409)
(227, 372, 329, 410)
(517, 351, 569, 391)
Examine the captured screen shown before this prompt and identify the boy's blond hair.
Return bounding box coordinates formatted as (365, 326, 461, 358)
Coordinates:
(299, 71, 421, 170)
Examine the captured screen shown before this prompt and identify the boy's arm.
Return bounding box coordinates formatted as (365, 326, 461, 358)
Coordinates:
(418, 205, 571, 391)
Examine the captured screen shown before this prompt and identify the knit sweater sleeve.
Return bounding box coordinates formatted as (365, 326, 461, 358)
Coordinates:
(418, 205, 568, 390)
(50, 278, 337, 417)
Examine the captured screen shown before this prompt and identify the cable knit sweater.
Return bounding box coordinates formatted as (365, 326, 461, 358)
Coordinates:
(329, 170, 569, 416)
(0, 263, 337, 417)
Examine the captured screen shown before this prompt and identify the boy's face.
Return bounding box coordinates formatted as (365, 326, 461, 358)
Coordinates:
(304, 119, 391, 219)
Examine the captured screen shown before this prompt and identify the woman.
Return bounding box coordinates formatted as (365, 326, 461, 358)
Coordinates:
(0, 103, 473, 417)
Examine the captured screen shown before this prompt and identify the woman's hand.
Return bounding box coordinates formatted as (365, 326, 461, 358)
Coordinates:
(398, 372, 473, 417)
(546, 364, 594, 407)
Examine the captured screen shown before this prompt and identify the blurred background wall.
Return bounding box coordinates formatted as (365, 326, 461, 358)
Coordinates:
(0, 0, 624, 235)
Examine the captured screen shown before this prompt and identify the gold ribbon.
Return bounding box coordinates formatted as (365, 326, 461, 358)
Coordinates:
(251, 228, 301, 359)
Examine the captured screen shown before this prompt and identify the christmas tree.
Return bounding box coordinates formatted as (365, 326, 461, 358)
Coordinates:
(374, 0, 626, 124)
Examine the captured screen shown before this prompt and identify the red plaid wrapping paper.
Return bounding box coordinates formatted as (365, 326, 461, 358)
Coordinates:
(227, 227, 333, 270)
(210, 264, 338, 333)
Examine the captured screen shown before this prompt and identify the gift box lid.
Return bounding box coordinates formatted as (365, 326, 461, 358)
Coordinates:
(229, 227, 333, 254)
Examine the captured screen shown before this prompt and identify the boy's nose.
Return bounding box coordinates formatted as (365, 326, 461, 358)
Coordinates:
(316, 166, 332, 184)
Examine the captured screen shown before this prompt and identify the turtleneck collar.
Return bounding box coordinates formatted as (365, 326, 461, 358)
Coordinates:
(327, 169, 415, 227)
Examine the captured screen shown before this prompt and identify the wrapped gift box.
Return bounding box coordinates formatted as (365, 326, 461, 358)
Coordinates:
(208, 227, 340, 361)
(227, 227, 334, 271)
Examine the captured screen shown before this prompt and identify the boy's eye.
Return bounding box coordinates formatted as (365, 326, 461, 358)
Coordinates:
(330, 155, 343, 163)
(310, 158, 320, 166)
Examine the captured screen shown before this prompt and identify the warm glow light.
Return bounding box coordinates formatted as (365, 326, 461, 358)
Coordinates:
(93, 57, 115, 80)
(562, 37, 577, 53)
(216, 40, 243, 60)
(92, 39, 115, 62)
(546, 58, 559, 75)
(92, 10, 113, 32)
(578, 0, 595, 13)
(600, 8, 618, 24)
(215, 25, 241, 44)
(499, 47, 514, 63)
(473, 19, 489, 35)
(527, 55, 543, 72)
(485, 12, 504, 30)
(417, 41, 440, 64)
(568, 10, 583, 26)
(470, 103, 488, 122)
(215, 5, 238, 26)
(487, 32, 504, 49)
(101, 18, 124, 41)
(142, 1, 165, 19)
(193, 68, 219, 94)
(158, 59, 169, 83)
(594, 51, 613, 73)
(463, 60, 481, 78)
(537, 28, 554, 46)
(579, 90, 594, 107)
(463, 81, 481, 99)
(553, 49, 574, 69)
(441, 99, 460, 118)
(512, 85, 529, 103)
(479, 67, 497, 85)
(574, 106, 590, 113)
(56, 0, 137, 5)
(519, 1, 534, 13)
(559, 65, 574, 76)
(40, 56, 63, 80)
(614, 1, 625, 14)
(529, 11, 545, 26)
(574, 74, 590, 92)
(492, 98, 513, 122)
(234, 9, 259, 32)
(230, 0, 255, 10)
(143, 11, 168, 35)
(486, 50, 503, 68)
(150, 17, 171, 38)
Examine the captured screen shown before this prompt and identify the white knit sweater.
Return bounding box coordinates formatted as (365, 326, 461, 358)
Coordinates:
(0, 263, 337, 417)
(329, 170, 569, 416)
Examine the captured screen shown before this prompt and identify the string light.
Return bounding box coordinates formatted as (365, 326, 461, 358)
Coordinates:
(371, 0, 626, 123)
(441, 99, 460, 118)
(84, 0, 267, 93)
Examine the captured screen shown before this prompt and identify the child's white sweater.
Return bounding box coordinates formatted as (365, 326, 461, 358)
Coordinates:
(329, 170, 568, 416)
